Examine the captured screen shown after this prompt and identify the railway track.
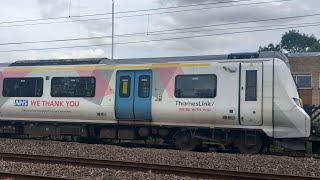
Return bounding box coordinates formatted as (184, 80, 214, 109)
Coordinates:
(0, 171, 73, 180)
(0, 152, 319, 179)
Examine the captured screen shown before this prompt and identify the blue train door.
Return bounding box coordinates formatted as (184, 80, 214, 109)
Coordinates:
(115, 70, 152, 120)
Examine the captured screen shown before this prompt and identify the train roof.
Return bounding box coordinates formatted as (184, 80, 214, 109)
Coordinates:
(4, 51, 288, 67)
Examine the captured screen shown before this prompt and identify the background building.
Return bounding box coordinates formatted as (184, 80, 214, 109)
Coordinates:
(289, 53, 320, 105)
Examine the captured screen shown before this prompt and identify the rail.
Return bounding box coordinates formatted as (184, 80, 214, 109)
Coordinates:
(0, 171, 74, 180)
(0, 152, 318, 180)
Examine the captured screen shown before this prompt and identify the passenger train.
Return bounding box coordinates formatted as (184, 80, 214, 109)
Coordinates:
(0, 52, 310, 154)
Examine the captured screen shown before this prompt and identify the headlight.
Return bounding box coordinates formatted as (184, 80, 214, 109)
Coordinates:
(293, 98, 302, 107)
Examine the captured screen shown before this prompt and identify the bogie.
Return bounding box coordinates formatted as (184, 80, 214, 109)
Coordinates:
(173, 129, 199, 151)
(233, 133, 265, 154)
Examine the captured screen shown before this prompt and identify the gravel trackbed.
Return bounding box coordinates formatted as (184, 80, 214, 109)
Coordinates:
(0, 138, 319, 178)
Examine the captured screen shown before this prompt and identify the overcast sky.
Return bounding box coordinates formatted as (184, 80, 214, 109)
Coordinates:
(0, 0, 319, 62)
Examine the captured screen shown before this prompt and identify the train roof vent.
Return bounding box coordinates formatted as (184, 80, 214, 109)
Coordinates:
(9, 58, 106, 66)
(228, 51, 289, 66)
(227, 53, 259, 59)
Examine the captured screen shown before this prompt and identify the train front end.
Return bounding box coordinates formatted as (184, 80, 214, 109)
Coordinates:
(273, 59, 311, 150)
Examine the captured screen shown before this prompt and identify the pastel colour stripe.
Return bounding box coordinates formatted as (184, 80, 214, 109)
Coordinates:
(4, 63, 211, 72)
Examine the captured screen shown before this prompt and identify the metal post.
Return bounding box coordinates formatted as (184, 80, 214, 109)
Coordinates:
(111, 0, 114, 60)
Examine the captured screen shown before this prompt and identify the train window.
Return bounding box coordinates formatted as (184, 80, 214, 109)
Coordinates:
(292, 74, 312, 89)
(245, 70, 257, 101)
(138, 75, 150, 98)
(51, 77, 95, 97)
(119, 76, 131, 97)
(175, 75, 217, 98)
(2, 77, 43, 97)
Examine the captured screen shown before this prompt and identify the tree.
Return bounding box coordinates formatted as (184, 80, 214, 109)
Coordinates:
(281, 30, 318, 53)
(308, 41, 320, 52)
(258, 30, 320, 53)
(259, 43, 281, 52)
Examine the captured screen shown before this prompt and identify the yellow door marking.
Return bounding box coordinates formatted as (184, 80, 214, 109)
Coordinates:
(122, 81, 128, 95)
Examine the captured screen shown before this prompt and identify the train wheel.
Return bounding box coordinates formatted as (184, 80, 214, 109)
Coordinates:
(174, 130, 198, 151)
(234, 134, 264, 154)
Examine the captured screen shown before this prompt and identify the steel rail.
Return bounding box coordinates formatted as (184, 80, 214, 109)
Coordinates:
(0, 171, 74, 180)
(0, 152, 318, 180)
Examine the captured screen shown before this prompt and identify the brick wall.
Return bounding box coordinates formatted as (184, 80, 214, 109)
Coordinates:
(297, 89, 312, 105)
(289, 56, 320, 105)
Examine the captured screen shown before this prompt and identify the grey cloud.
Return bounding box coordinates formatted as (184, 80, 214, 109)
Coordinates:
(36, 0, 111, 45)
(0, 48, 107, 62)
(157, 0, 312, 26)
(158, 0, 227, 6)
(1, 0, 319, 60)
(81, 20, 112, 45)
(151, 0, 316, 51)
(37, 0, 70, 17)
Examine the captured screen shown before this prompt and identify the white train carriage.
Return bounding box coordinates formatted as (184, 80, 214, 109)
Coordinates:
(0, 52, 310, 154)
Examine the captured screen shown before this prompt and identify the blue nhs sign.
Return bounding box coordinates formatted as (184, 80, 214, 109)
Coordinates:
(15, 99, 28, 106)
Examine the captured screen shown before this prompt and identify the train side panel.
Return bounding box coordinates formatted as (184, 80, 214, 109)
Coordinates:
(151, 62, 239, 127)
(0, 61, 274, 134)
(0, 59, 309, 140)
(0, 66, 118, 123)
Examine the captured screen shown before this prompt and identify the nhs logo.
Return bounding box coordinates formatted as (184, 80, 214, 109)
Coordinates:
(15, 99, 28, 106)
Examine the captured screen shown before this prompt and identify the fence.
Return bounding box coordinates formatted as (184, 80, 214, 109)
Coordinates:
(303, 104, 320, 122)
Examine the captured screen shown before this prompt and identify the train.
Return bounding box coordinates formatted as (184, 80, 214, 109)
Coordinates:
(0, 51, 310, 154)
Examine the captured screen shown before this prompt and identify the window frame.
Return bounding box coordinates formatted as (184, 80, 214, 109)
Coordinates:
(119, 76, 131, 98)
(2, 77, 44, 97)
(174, 74, 217, 99)
(138, 75, 151, 98)
(50, 76, 96, 98)
(245, 70, 257, 101)
(292, 73, 312, 89)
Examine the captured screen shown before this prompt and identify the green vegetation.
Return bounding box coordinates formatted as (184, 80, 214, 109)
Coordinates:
(259, 30, 320, 53)
(146, 137, 164, 145)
